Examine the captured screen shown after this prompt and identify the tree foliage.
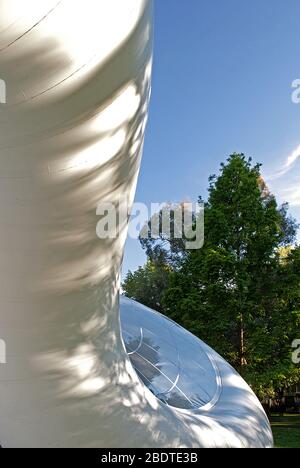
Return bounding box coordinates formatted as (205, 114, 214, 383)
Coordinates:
(123, 154, 300, 398)
(122, 261, 170, 313)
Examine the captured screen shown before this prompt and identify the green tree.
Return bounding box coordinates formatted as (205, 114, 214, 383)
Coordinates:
(122, 154, 299, 397)
(139, 201, 192, 269)
(123, 202, 194, 309)
(162, 154, 299, 397)
(122, 260, 171, 312)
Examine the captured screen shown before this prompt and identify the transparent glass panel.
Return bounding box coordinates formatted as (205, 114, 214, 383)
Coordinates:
(120, 296, 220, 411)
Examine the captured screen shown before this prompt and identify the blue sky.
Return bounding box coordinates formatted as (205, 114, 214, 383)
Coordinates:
(122, 0, 300, 277)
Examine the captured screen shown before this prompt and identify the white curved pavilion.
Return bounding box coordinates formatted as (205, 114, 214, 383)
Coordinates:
(0, 0, 273, 448)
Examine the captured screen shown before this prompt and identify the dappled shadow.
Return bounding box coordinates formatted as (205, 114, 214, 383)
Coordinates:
(0, 0, 273, 449)
(0, 0, 175, 448)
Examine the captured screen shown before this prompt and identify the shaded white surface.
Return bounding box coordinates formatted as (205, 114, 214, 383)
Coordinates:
(0, 0, 273, 447)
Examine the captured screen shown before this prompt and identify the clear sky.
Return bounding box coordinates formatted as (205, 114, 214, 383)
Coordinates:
(122, 0, 300, 278)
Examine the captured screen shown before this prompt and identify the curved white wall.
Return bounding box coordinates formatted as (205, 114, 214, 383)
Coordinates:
(0, 0, 273, 448)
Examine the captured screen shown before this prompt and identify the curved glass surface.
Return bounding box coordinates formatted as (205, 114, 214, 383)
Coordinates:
(120, 296, 221, 411)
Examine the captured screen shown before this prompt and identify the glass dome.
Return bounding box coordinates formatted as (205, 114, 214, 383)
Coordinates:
(120, 296, 221, 411)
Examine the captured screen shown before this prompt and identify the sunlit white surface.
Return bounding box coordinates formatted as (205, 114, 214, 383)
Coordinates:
(0, 0, 148, 106)
(0, 0, 273, 448)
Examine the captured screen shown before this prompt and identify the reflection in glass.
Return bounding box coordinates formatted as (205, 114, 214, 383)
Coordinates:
(120, 296, 221, 411)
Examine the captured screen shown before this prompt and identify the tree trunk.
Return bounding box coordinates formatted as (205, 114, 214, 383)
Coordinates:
(240, 314, 247, 366)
